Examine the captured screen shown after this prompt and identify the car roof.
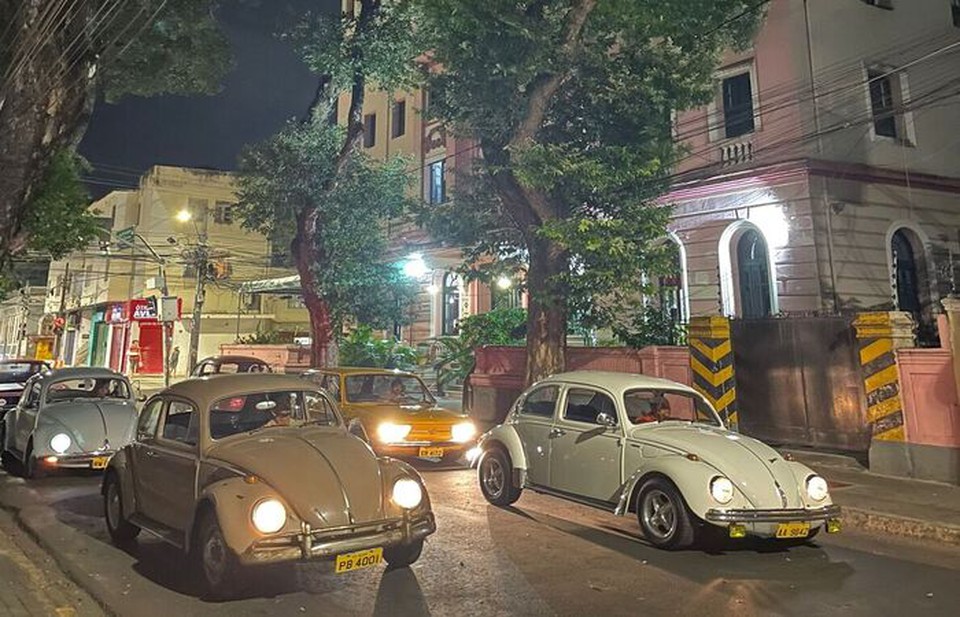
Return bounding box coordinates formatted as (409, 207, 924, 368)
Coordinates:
(538, 371, 698, 396)
(160, 373, 318, 406)
(200, 355, 268, 365)
(314, 367, 415, 377)
(43, 367, 127, 380)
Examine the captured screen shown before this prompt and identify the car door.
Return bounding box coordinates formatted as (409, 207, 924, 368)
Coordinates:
(130, 398, 164, 514)
(513, 385, 560, 487)
(13, 379, 42, 454)
(548, 386, 624, 503)
(134, 398, 199, 532)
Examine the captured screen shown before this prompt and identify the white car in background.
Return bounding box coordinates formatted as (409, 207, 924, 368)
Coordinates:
(476, 371, 841, 549)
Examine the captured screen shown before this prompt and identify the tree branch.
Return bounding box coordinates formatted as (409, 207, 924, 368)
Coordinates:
(336, 0, 380, 175)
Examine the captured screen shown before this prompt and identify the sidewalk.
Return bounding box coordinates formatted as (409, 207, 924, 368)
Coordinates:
(0, 508, 104, 617)
(784, 449, 960, 546)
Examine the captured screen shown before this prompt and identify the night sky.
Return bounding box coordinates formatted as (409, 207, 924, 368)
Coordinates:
(79, 0, 340, 197)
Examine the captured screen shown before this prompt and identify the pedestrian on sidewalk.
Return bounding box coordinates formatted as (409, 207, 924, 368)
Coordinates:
(169, 345, 181, 376)
(128, 339, 141, 374)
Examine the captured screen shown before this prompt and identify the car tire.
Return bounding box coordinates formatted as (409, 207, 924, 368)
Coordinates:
(636, 477, 696, 550)
(103, 472, 140, 546)
(195, 510, 239, 600)
(23, 441, 44, 479)
(383, 539, 424, 569)
(478, 448, 521, 507)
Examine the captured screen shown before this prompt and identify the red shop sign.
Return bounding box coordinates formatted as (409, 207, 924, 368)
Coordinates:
(129, 298, 182, 322)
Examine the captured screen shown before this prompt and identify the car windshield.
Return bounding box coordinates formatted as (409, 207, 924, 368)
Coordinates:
(623, 389, 721, 427)
(0, 362, 44, 383)
(209, 390, 341, 439)
(343, 374, 435, 405)
(46, 377, 131, 403)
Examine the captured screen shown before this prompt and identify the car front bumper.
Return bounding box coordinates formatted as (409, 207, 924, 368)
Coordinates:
(40, 451, 115, 470)
(242, 511, 437, 565)
(704, 504, 841, 524)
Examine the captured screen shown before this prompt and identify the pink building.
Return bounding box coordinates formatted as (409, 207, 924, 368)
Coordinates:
(664, 0, 960, 343)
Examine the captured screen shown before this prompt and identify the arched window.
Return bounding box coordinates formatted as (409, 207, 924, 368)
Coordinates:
(736, 228, 772, 318)
(891, 229, 922, 315)
(656, 239, 687, 325)
(441, 272, 460, 335)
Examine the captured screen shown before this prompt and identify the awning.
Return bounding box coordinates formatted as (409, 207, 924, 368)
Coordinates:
(238, 275, 302, 295)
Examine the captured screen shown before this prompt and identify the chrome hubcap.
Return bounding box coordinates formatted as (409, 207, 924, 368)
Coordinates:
(482, 457, 504, 498)
(642, 489, 678, 540)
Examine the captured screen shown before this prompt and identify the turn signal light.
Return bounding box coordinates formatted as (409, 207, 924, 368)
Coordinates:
(728, 524, 747, 539)
(244, 475, 259, 484)
(826, 519, 842, 534)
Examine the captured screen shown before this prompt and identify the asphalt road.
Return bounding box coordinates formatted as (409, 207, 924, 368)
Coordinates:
(1, 464, 959, 617)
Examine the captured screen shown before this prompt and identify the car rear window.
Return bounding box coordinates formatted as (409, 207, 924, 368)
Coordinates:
(46, 377, 130, 404)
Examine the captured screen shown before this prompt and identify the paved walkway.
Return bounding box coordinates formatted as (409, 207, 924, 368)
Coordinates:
(0, 508, 104, 617)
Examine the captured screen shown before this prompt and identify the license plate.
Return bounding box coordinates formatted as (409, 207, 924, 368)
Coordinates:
(418, 446, 444, 458)
(775, 522, 810, 538)
(334, 547, 383, 574)
(90, 456, 110, 470)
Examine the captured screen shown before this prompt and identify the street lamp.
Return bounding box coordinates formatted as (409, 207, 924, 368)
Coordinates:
(402, 253, 428, 279)
(175, 209, 193, 223)
(496, 275, 512, 290)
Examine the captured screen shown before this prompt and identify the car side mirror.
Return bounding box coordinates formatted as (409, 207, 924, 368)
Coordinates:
(137, 394, 147, 403)
(596, 412, 617, 428)
(347, 418, 369, 443)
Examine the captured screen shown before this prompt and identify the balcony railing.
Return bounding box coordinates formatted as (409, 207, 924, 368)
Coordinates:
(719, 141, 753, 167)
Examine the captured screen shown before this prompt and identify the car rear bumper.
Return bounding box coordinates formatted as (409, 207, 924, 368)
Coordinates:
(704, 504, 841, 524)
(242, 511, 437, 565)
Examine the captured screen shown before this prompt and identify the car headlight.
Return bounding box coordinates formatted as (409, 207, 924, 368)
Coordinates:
(391, 477, 423, 509)
(251, 499, 286, 534)
(710, 476, 734, 504)
(376, 422, 412, 443)
(451, 421, 476, 443)
(50, 433, 71, 454)
(806, 475, 829, 502)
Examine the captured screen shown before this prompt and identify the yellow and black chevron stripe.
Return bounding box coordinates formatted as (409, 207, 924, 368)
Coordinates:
(688, 317, 738, 429)
(859, 336, 905, 441)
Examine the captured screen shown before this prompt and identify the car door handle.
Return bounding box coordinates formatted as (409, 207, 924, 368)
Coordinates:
(548, 428, 566, 438)
(144, 450, 157, 458)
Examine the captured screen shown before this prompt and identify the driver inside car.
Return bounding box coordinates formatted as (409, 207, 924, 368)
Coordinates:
(388, 378, 407, 403)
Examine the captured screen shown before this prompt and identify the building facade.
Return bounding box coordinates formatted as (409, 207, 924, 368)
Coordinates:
(43, 166, 309, 375)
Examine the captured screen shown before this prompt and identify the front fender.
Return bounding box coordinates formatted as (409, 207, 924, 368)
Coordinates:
(477, 424, 527, 474)
(191, 477, 293, 556)
(615, 455, 725, 519)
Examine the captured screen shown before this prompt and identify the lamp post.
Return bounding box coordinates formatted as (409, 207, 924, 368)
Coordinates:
(177, 207, 210, 375)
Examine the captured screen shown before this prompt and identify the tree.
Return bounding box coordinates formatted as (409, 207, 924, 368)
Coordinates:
(236, 120, 419, 364)
(235, 0, 422, 366)
(0, 0, 231, 268)
(414, 0, 762, 384)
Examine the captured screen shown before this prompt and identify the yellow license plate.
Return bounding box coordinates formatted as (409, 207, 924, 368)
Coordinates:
(775, 522, 810, 538)
(418, 446, 444, 458)
(334, 547, 383, 574)
(90, 456, 110, 470)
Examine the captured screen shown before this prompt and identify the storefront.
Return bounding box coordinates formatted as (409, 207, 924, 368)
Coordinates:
(104, 299, 181, 375)
(106, 303, 129, 373)
(88, 308, 109, 367)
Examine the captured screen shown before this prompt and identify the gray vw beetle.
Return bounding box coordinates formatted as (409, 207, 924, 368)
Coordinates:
(477, 371, 841, 549)
(1, 367, 140, 478)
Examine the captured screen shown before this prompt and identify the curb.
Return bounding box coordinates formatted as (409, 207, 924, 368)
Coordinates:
(841, 505, 960, 546)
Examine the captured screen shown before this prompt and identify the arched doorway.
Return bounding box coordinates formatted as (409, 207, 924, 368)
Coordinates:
(736, 228, 772, 318)
(891, 228, 922, 315)
(441, 272, 461, 335)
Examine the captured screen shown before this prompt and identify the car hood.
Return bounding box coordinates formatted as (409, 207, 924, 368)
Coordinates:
(42, 400, 138, 451)
(206, 427, 385, 528)
(628, 423, 806, 508)
(346, 403, 468, 425)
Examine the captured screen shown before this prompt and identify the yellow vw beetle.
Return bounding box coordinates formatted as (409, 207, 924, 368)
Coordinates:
(302, 368, 477, 464)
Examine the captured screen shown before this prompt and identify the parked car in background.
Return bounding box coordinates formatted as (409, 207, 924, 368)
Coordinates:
(476, 371, 841, 549)
(301, 367, 476, 464)
(191, 355, 272, 377)
(102, 374, 436, 598)
(0, 359, 49, 417)
(1, 367, 140, 478)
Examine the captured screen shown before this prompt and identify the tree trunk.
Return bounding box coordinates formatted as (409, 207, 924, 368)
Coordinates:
(524, 235, 567, 384)
(293, 211, 334, 367)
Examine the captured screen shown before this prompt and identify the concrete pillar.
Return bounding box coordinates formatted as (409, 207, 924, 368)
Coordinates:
(852, 311, 915, 474)
(688, 316, 738, 430)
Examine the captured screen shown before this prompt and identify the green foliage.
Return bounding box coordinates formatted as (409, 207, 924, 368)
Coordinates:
(339, 325, 421, 369)
(611, 304, 687, 349)
(237, 324, 301, 345)
(432, 308, 527, 389)
(23, 151, 101, 259)
(415, 0, 763, 332)
(236, 119, 420, 332)
(100, 0, 233, 102)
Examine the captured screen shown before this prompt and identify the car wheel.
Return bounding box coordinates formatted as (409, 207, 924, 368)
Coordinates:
(103, 472, 140, 545)
(196, 511, 239, 600)
(383, 539, 424, 569)
(478, 448, 521, 506)
(637, 477, 695, 549)
(23, 441, 44, 479)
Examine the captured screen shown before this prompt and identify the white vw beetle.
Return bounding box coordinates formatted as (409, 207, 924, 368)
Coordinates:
(476, 371, 841, 549)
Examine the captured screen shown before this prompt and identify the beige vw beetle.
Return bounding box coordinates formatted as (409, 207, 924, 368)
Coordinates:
(477, 371, 841, 549)
(102, 374, 436, 597)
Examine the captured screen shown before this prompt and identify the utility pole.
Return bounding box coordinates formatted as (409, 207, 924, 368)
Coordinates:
(132, 232, 172, 387)
(52, 263, 71, 366)
(187, 213, 210, 375)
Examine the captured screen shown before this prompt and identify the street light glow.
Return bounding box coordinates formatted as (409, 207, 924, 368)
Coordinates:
(403, 253, 428, 278)
(496, 276, 512, 289)
(175, 209, 193, 223)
